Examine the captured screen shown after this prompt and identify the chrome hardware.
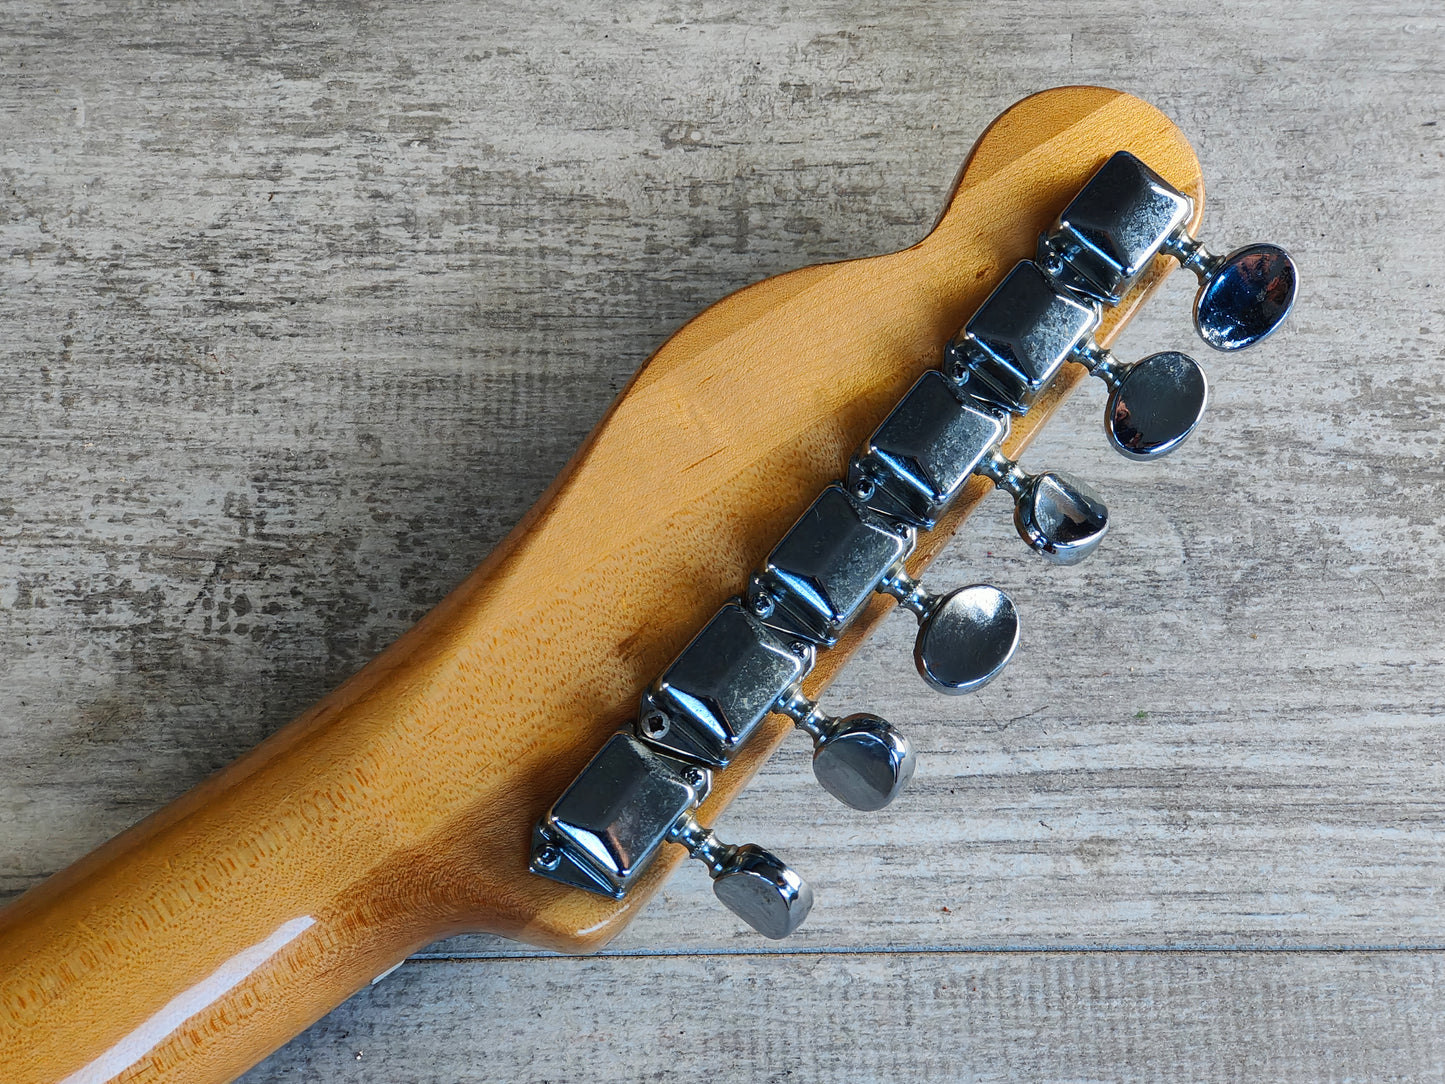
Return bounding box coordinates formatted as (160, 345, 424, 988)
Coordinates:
(1076, 347, 1209, 460)
(639, 601, 814, 768)
(1037, 150, 1193, 306)
(878, 565, 1019, 694)
(531, 730, 709, 900)
(1160, 236, 1298, 351)
(776, 686, 916, 811)
(848, 371, 1107, 560)
(945, 258, 1209, 460)
(533, 731, 812, 938)
(846, 370, 1006, 529)
(533, 145, 1299, 936)
(1040, 150, 1297, 351)
(670, 816, 813, 939)
(639, 601, 913, 811)
(974, 448, 1109, 563)
(943, 260, 1098, 414)
(1072, 343, 1209, 461)
(748, 484, 914, 646)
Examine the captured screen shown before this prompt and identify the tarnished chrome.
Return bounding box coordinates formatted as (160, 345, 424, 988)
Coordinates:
(534, 731, 812, 937)
(531, 730, 709, 899)
(1040, 150, 1297, 352)
(943, 245, 1211, 460)
(671, 816, 813, 939)
(639, 600, 814, 767)
(941, 255, 1207, 460)
(975, 448, 1110, 564)
(639, 600, 912, 810)
(777, 686, 916, 811)
(1162, 237, 1298, 351)
(944, 260, 1098, 414)
(749, 484, 914, 646)
(1037, 150, 1193, 305)
(879, 566, 1020, 694)
(847, 370, 1006, 529)
(850, 370, 1108, 560)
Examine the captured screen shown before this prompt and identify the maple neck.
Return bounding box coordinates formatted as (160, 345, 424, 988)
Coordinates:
(0, 86, 1202, 1084)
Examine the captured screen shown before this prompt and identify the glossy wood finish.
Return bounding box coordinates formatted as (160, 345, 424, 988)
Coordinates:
(0, 87, 1201, 1084)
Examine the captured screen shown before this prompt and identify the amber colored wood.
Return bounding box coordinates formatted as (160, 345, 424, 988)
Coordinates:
(0, 87, 1202, 1084)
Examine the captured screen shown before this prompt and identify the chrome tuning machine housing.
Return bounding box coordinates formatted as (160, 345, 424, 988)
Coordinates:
(531, 730, 812, 939)
(1038, 150, 1298, 352)
(846, 369, 1108, 562)
(945, 258, 1210, 460)
(947, 151, 1295, 459)
(637, 599, 915, 812)
(747, 484, 1019, 694)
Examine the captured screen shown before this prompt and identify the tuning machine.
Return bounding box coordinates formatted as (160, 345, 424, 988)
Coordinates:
(847, 370, 1108, 562)
(876, 566, 1019, 696)
(671, 816, 813, 940)
(1039, 149, 1298, 352)
(637, 600, 915, 812)
(777, 688, 916, 812)
(748, 484, 1019, 695)
(533, 143, 1301, 940)
(945, 259, 1210, 461)
(532, 731, 812, 938)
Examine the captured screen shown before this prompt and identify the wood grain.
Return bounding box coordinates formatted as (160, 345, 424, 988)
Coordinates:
(1, 1, 1442, 1082)
(237, 949, 1445, 1083)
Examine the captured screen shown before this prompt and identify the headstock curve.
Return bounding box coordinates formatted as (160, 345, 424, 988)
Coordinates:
(512, 86, 1212, 949)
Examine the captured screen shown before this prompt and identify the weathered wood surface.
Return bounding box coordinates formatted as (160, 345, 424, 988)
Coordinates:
(1, 1, 1441, 1081)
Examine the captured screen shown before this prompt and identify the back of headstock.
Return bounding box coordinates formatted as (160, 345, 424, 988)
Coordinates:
(521, 84, 1291, 942)
(0, 85, 1297, 1084)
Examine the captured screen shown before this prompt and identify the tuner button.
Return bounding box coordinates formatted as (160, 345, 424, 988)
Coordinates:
(1014, 471, 1109, 564)
(914, 584, 1020, 695)
(1194, 243, 1298, 351)
(1105, 351, 1209, 461)
(811, 713, 916, 812)
(710, 843, 814, 939)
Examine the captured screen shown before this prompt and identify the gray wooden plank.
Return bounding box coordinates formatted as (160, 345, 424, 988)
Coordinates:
(2, 0, 1443, 1079)
(240, 950, 1445, 1083)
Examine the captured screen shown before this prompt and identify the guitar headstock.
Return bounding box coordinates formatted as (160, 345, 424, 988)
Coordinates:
(0, 82, 1304, 1084)
(443, 85, 1294, 950)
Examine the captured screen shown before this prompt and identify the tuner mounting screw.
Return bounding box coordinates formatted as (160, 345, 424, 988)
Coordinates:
(641, 710, 670, 739)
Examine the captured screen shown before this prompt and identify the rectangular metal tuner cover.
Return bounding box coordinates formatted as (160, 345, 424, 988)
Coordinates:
(1040, 150, 1193, 306)
(751, 484, 914, 646)
(531, 731, 702, 898)
(949, 260, 1098, 414)
(640, 600, 813, 768)
(849, 370, 1008, 529)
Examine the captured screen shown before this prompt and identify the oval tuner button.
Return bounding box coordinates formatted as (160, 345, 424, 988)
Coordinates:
(711, 844, 814, 940)
(1195, 243, 1298, 351)
(1105, 350, 1209, 462)
(811, 713, 916, 812)
(914, 584, 1020, 695)
(1014, 471, 1109, 564)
